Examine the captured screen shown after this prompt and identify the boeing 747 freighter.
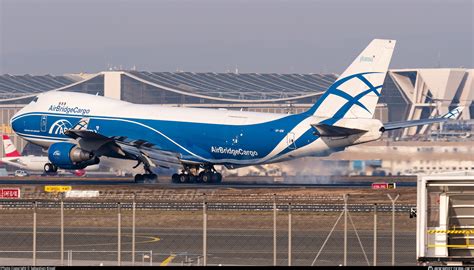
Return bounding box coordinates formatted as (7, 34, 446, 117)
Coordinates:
(10, 39, 463, 183)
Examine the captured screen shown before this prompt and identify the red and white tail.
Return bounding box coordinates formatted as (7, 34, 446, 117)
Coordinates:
(2, 135, 21, 157)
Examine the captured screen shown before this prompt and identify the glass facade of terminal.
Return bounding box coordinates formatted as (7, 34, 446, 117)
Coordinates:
(62, 74, 104, 96)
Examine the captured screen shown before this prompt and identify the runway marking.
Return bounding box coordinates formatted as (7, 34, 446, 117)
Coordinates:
(0, 231, 160, 248)
(160, 254, 176, 266)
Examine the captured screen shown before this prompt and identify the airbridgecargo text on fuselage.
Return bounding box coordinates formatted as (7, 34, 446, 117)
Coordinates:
(48, 103, 90, 115)
(211, 146, 259, 157)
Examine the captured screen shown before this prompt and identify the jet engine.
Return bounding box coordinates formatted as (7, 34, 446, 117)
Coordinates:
(48, 142, 99, 170)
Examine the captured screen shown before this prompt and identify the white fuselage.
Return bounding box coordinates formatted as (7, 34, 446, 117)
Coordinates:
(11, 92, 384, 167)
(1, 156, 49, 171)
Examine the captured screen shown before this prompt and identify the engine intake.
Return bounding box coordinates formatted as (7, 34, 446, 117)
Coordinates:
(48, 142, 99, 170)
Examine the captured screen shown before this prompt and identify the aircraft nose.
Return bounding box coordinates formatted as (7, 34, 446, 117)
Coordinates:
(11, 107, 27, 133)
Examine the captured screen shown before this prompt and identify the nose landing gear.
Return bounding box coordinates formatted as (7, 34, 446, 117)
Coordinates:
(44, 163, 58, 173)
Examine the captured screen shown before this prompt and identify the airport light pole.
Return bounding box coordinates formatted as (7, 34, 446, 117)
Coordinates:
(387, 194, 400, 266)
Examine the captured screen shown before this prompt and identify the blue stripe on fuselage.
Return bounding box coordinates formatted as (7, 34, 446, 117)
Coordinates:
(12, 111, 309, 164)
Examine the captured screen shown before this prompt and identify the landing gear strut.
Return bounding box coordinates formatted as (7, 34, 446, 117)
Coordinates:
(171, 164, 222, 184)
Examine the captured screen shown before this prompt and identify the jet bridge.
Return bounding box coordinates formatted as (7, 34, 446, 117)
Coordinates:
(417, 172, 474, 265)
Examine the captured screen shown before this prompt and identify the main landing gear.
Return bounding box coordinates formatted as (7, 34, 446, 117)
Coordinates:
(133, 160, 158, 184)
(171, 164, 222, 184)
(134, 173, 158, 183)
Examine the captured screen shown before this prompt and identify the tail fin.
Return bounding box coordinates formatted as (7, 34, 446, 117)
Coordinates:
(307, 39, 396, 120)
(2, 135, 21, 157)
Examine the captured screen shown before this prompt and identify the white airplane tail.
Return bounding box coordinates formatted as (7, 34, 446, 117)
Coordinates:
(2, 135, 21, 157)
(307, 39, 396, 120)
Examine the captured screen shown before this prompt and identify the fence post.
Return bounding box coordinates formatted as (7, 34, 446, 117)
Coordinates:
(203, 193, 207, 266)
(132, 193, 136, 266)
(387, 194, 400, 266)
(117, 202, 121, 266)
(33, 201, 37, 266)
(150, 250, 153, 266)
(288, 201, 292, 266)
(60, 194, 64, 266)
(273, 193, 277, 266)
(343, 194, 348, 266)
(373, 203, 377, 266)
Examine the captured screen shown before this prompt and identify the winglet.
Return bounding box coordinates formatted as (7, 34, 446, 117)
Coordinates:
(442, 107, 464, 119)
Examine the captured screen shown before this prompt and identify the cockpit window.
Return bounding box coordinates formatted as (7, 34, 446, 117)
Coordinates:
(30, 97, 39, 104)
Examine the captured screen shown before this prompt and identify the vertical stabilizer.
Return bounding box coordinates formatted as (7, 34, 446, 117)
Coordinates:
(3, 135, 21, 157)
(307, 39, 396, 120)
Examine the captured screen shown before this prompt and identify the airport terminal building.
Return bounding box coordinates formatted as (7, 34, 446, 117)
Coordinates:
(0, 68, 472, 153)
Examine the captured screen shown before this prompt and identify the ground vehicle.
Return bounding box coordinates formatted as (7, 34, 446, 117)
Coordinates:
(14, 169, 29, 177)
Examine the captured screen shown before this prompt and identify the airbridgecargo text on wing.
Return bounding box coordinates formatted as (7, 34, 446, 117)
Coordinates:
(48, 102, 90, 115)
(211, 146, 259, 157)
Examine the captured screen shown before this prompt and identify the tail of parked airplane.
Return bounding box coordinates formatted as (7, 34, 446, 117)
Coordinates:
(306, 39, 396, 120)
(2, 135, 21, 157)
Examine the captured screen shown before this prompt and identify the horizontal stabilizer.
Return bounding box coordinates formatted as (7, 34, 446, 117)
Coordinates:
(382, 106, 464, 131)
(311, 123, 367, 137)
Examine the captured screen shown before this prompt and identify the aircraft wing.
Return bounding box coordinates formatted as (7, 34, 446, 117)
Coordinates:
(113, 138, 183, 169)
(64, 118, 183, 169)
(382, 106, 464, 131)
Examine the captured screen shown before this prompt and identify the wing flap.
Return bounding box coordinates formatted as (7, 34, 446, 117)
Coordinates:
(118, 142, 182, 166)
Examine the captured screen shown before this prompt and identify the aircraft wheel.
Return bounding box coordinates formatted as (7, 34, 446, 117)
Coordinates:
(213, 172, 222, 184)
(171, 173, 180, 183)
(201, 172, 212, 183)
(44, 163, 54, 173)
(178, 173, 189, 183)
(146, 174, 158, 183)
(134, 174, 144, 183)
(196, 172, 204, 183)
(188, 175, 197, 183)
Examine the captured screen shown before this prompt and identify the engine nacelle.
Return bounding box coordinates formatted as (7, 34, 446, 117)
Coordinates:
(48, 142, 99, 170)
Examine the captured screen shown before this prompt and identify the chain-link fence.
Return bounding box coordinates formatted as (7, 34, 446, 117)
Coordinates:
(0, 193, 416, 266)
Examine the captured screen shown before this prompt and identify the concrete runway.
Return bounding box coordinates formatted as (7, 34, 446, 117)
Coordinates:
(0, 226, 415, 266)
